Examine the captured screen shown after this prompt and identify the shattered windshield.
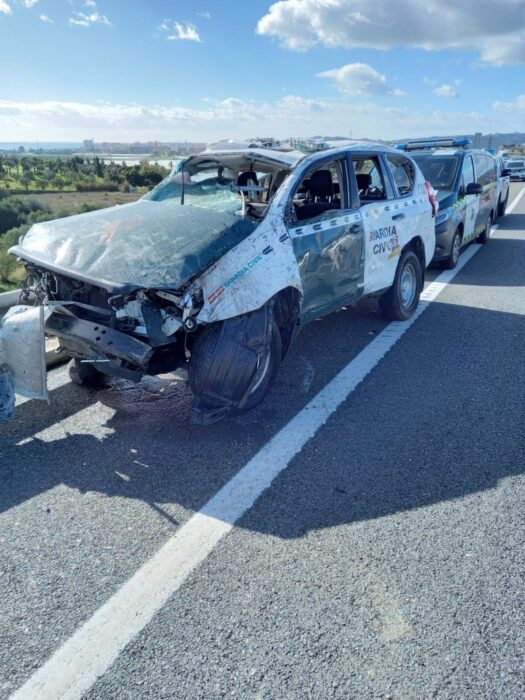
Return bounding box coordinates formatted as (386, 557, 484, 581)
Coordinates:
(145, 162, 244, 214)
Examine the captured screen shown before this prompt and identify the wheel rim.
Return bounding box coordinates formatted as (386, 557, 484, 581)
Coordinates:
(250, 352, 271, 394)
(452, 235, 460, 263)
(400, 262, 417, 309)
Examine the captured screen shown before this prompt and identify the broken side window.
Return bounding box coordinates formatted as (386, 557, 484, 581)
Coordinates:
(290, 159, 346, 225)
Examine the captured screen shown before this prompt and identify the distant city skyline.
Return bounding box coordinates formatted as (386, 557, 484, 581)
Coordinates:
(1, 1, 524, 142)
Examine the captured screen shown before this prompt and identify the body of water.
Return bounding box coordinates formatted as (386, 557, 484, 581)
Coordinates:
(0, 142, 82, 151)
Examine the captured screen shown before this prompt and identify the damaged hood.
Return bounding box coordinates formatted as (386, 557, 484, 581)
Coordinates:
(10, 200, 257, 292)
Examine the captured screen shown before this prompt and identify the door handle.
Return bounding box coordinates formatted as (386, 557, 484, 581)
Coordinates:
(392, 213, 405, 220)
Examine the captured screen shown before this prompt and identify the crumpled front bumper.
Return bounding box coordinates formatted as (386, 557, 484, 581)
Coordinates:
(0, 305, 50, 421)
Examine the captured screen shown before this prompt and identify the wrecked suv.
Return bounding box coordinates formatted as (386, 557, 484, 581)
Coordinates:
(0, 144, 435, 423)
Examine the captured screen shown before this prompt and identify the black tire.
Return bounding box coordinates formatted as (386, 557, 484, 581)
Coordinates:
(498, 193, 508, 218)
(68, 358, 107, 388)
(477, 213, 492, 244)
(379, 250, 422, 321)
(189, 317, 281, 413)
(442, 228, 462, 270)
(242, 319, 282, 411)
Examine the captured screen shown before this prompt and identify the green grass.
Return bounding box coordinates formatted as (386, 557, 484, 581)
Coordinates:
(10, 189, 145, 217)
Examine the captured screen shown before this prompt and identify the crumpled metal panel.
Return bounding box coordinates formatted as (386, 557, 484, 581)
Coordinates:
(196, 214, 303, 324)
(10, 200, 256, 292)
(0, 305, 50, 401)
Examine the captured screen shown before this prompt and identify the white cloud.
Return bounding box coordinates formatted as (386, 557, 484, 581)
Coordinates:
(423, 77, 437, 86)
(0, 0, 12, 16)
(39, 13, 52, 22)
(318, 63, 405, 97)
(257, 0, 525, 66)
(197, 11, 211, 20)
(493, 93, 525, 113)
(167, 21, 202, 42)
(1, 95, 513, 143)
(434, 84, 459, 98)
(84, 0, 97, 7)
(69, 11, 111, 27)
(22, 0, 38, 7)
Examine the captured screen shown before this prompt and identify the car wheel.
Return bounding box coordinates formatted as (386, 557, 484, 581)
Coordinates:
(477, 214, 492, 244)
(498, 193, 508, 218)
(379, 250, 422, 321)
(242, 319, 282, 411)
(189, 317, 282, 413)
(442, 229, 462, 269)
(68, 358, 107, 388)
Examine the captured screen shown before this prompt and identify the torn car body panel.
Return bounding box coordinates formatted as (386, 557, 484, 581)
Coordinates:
(196, 214, 302, 324)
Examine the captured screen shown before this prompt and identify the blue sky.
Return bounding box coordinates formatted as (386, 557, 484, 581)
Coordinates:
(1, 0, 524, 142)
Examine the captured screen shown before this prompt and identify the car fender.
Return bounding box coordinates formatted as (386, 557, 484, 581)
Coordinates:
(196, 214, 303, 324)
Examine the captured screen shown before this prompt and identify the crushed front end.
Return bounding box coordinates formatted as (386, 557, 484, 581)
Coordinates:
(0, 263, 203, 421)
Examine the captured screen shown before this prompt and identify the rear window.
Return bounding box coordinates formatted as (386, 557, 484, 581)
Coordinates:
(411, 155, 459, 190)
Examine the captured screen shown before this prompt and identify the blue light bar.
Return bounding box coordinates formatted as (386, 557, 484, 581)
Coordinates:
(395, 143, 407, 150)
(401, 137, 472, 151)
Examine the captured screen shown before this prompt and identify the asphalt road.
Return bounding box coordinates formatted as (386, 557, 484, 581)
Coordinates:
(1, 184, 524, 699)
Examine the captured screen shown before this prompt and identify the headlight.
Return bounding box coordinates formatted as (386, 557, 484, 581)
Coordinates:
(435, 207, 452, 226)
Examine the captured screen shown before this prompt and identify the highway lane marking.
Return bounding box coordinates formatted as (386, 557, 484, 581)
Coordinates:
(504, 185, 525, 215)
(10, 240, 489, 700)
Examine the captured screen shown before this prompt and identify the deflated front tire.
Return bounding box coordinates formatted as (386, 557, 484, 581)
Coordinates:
(189, 303, 281, 423)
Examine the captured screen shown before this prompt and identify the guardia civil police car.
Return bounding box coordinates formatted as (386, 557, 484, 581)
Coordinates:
(397, 138, 498, 268)
(1, 142, 435, 423)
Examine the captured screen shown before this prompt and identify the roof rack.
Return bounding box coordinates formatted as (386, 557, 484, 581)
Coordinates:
(396, 137, 472, 152)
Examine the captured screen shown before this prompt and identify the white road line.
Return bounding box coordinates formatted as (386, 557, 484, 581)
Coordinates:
(9, 239, 486, 700)
(505, 186, 525, 215)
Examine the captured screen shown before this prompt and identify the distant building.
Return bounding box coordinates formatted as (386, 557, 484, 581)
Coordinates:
(83, 139, 95, 153)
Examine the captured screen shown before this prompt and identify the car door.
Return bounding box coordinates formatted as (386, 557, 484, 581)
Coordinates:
(352, 152, 408, 295)
(285, 155, 365, 323)
(473, 154, 496, 237)
(460, 154, 479, 243)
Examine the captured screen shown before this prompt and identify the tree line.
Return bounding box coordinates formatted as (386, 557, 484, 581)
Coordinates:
(0, 155, 170, 193)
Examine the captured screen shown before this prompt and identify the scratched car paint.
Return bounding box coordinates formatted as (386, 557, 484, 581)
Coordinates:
(0, 143, 435, 423)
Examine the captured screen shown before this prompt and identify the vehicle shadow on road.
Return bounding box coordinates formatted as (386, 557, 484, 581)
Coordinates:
(1, 294, 523, 542)
(447, 216, 525, 288)
(0, 299, 387, 518)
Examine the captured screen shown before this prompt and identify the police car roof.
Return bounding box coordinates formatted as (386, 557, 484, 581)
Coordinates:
(409, 147, 496, 158)
(199, 141, 401, 170)
(297, 141, 401, 165)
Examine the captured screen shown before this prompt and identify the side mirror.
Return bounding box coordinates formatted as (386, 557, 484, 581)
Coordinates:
(502, 169, 511, 177)
(466, 182, 482, 195)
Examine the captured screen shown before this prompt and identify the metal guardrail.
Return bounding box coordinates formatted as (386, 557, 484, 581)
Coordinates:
(0, 290, 21, 316)
(0, 290, 69, 368)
